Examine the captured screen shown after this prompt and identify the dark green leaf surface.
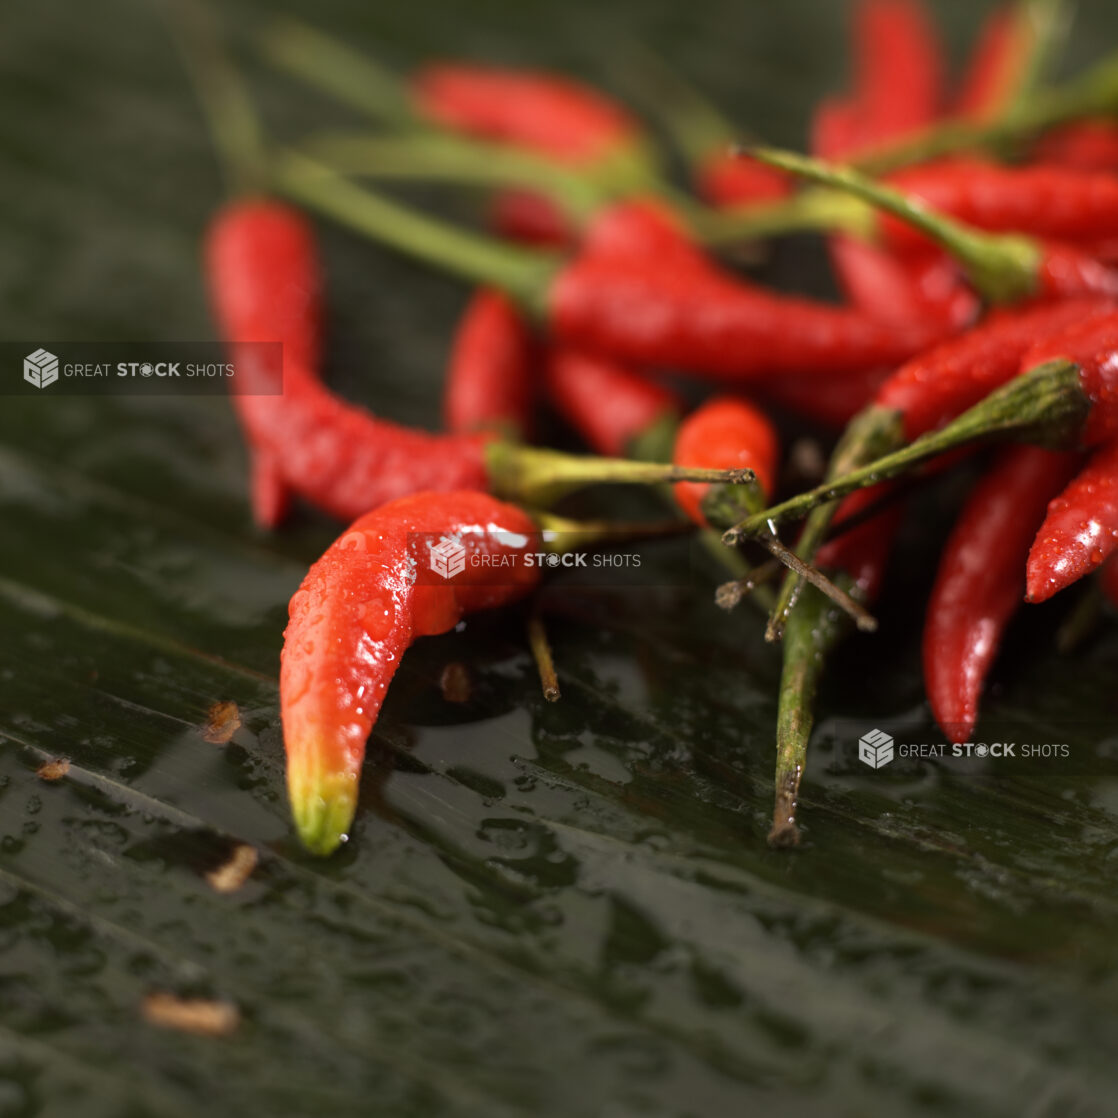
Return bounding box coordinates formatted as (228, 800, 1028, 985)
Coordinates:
(3, 1, 1118, 1115)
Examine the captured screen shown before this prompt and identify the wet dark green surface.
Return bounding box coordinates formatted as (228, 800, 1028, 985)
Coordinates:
(3, 1, 1118, 1115)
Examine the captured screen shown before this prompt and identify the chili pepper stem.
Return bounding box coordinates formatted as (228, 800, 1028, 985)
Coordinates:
(526, 609, 561, 702)
(748, 147, 1042, 303)
(724, 358, 1087, 543)
(533, 511, 691, 549)
(769, 580, 852, 847)
(164, 0, 267, 196)
(693, 187, 875, 246)
(768, 407, 902, 641)
(300, 132, 604, 223)
(487, 442, 756, 506)
(274, 150, 560, 315)
(260, 16, 416, 123)
(715, 558, 782, 611)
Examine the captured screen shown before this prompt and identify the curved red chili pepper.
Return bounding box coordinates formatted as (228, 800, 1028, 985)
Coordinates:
(884, 163, 1118, 247)
(205, 199, 323, 529)
(671, 397, 779, 527)
(954, 5, 1031, 121)
(759, 364, 889, 429)
(877, 296, 1118, 440)
(444, 288, 536, 440)
(1034, 120, 1118, 174)
(282, 490, 541, 853)
(851, 0, 943, 141)
(924, 446, 1080, 741)
(549, 254, 946, 382)
(410, 64, 640, 165)
(1027, 439, 1118, 603)
(544, 349, 680, 459)
(579, 197, 706, 268)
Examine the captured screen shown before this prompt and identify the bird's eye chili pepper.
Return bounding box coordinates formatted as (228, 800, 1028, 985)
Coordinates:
(276, 154, 950, 383)
(671, 396, 778, 528)
(1033, 119, 1118, 173)
(409, 64, 643, 166)
(757, 364, 890, 429)
(953, 2, 1051, 122)
(205, 199, 323, 528)
(726, 310, 1118, 544)
(762, 296, 1114, 634)
(488, 189, 574, 248)
(751, 147, 1118, 305)
(1026, 438, 1118, 602)
(850, 0, 944, 141)
(543, 349, 681, 461)
(697, 154, 792, 210)
(924, 445, 1081, 742)
(444, 288, 536, 442)
(282, 490, 542, 854)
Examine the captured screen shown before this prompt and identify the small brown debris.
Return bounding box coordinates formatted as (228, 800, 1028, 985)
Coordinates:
(205, 844, 259, 894)
(36, 758, 71, 782)
(439, 661, 472, 703)
(141, 993, 239, 1036)
(201, 700, 242, 744)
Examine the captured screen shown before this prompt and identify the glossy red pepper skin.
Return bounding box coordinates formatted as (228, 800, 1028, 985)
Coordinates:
(549, 253, 946, 382)
(205, 199, 323, 528)
(1027, 439, 1118, 602)
(924, 446, 1080, 741)
(876, 297, 1117, 440)
(1021, 312, 1118, 447)
(671, 397, 779, 526)
(444, 288, 536, 440)
(410, 64, 639, 164)
(282, 490, 541, 853)
(851, 0, 943, 140)
(1034, 120, 1118, 174)
(697, 153, 791, 208)
(237, 369, 490, 523)
(544, 349, 679, 458)
(884, 163, 1118, 246)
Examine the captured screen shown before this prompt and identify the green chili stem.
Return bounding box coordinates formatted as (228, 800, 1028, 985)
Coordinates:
(725, 359, 1087, 543)
(299, 131, 605, 222)
(526, 610, 561, 702)
(750, 147, 1041, 303)
(693, 187, 875, 245)
(164, 0, 267, 197)
(766, 407, 903, 642)
(259, 17, 417, 122)
(273, 150, 560, 313)
(534, 512, 691, 550)
(770, 581, 852, 847)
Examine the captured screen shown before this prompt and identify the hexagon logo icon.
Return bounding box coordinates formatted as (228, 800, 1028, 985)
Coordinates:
(24, 348, 59, 389)
(859, 728, 894, 769)
(429, 536, 466, 580)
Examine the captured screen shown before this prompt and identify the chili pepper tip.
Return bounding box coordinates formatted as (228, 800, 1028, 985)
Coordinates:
(288, 764, 358, 856)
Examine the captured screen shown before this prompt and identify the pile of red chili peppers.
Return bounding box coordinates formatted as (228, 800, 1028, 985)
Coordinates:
(189, 0, 1118, 853)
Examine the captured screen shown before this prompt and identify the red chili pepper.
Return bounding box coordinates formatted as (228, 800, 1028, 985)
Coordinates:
(1034, 120, 1118, 174)
(954, 5, 1032, 121)
(282, 490, 541, 853)
(488, 188, 573, 248)
(924, 446, 1080, 741)
(444, 288, 536, 440)
(851, 0, 943, 141)
(205, 199, 323, 529)
(1026, 439, 1118, 602)
(410, 64, 640, 165)
(815, 485, 902, 601)
(544, 349, 680, 459)
(578, 197, 706, 268)
(696, 153, 792, 209)
(884, 162, 1118, 247)
(671, 397, 779, 527)
(758, 363, 889, 429)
